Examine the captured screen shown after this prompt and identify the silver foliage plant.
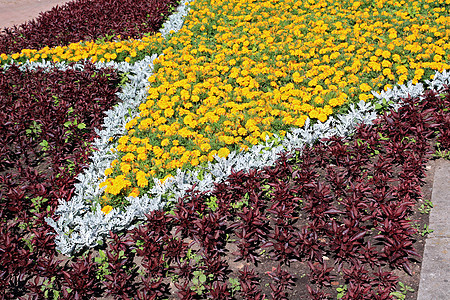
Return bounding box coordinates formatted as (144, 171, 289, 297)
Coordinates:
(37, 1, 449, 255)
(48, 69, 450, 256)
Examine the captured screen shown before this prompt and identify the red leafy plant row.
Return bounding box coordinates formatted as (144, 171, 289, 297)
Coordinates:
(0, 62, 120, 218)
(0, 63, 121, 298)
(0, 0, 180, 55)
(1, 84, 449, 299)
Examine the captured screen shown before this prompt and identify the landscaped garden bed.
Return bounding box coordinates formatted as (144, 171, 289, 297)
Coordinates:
(0, 0, 449, 298)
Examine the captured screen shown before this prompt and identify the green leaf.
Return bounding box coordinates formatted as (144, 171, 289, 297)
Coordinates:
(77, 123, 87, 130)
(199, 273, 207, 283)
(39, 140, 49, 150)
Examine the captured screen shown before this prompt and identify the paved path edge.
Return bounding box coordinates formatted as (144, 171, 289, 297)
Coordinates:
(417, 159, 450, 300)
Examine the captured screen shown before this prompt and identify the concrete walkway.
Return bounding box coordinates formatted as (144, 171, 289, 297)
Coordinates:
(418, 159, 450, 300)
(0, 0, 73, 31)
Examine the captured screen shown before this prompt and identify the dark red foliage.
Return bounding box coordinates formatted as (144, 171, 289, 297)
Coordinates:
(60, 252, 102, 299)
(238, 266, 265, 300)
(0, 63, 119, 222)
(102, 232, 139, 299)
(268, 265, 296, 300)
(0, 0, 180, 54)
(229, 206, 271, 263)
(174, 282, 197, 300)
(0, 223, 34, 298)
(191, 211, 227, 252)
(136, 276, 170, 300)
(308, 261, 334, 287)
(0, 63, 120, 297)
(201, 252, 230, 282)
(207, 281, 233, 299)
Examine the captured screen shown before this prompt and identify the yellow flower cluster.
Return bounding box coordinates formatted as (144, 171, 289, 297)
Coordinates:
(0, 35, 165, 64)
(101, 205, 113, 214)
(97, 0, 450, 209)
(11, 0, 443, 210)
(99, 0, 450, 209)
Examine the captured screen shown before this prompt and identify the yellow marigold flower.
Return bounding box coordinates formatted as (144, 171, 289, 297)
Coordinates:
(104, 168, 113, 176)
(161, 174, 174, 184)
(191, 158, 199, 166)
(101, 205, 113, 214)
(314, 96, 324, 104)
(434, 54, 442, 62)
(161, 139, 170, 147)
(125, 119, 138, 130)
(137, 153, 147, 161)
(164, 108, 175, 118)
(122, 153, 135, 162)
(153, 146, 164, 158)
(359, 83, 372, 92)
(200, 143, 211, 152)
(309, 109, 319, 119)
(136, 146, 146, 154)
(131, 137, 141, 144)
(238, 127, 248, 136)
(396, 65, 409, 75)
(208, 150, 218, 161)
(359, 93, 370, 101)
(118, 136, 129, 144)
(223, 136, 234, 145)
(323, 105, 333, 115)
(317, 113, 327, 123)
(399, 74, 408, 82)
(137, 176, 148, 187)
(128, 188, 139, 198)
(218, 147, 230, 158)
(120, 163, 131, 174)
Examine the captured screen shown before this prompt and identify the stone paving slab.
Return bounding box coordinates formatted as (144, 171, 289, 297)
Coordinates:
(0, 0, 73, 31)
(418, 159, 450, 300)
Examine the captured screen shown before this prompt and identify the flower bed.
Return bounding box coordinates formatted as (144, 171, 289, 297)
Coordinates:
(0, 0, 449, 298)
(0, 0, 180, 54)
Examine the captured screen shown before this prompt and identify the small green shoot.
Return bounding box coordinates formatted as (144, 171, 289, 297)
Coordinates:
(374, 98, 395, 113)
(190, 270, 213, 296)
(39, 139, 49, 151)
(94, 250, 111, 281)
(228, 277, 241, 296)
(390, 281, 414, 300)
(418, 198, 433, 214)
(420, 224, 434, 236)
(336, 284, 347, 299)
(205, 195, 218, 212)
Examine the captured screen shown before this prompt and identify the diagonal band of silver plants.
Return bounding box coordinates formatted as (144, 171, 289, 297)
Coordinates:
(2, 0, 443, 256)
